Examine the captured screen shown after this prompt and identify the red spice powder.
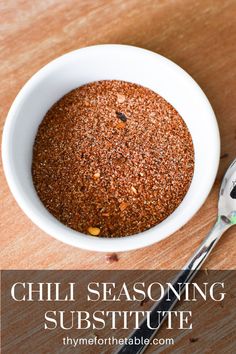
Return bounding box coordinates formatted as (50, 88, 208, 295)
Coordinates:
(32, 80, 194, 237)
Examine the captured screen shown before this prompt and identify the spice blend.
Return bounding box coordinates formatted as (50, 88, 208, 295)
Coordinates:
(32, 80, 194, 237)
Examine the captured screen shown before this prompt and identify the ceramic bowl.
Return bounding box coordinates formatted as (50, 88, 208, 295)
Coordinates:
(2, 44, 220, 252)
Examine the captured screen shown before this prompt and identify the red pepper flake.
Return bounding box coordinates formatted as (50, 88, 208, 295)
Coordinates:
(117, 93, 126, 103)
(140, 297, 149, 306)
(119, 201, 128, 211)
(131, 186, 138, 194)
(189, 338, 199, 343)
(93, 171, 101, 179)
(116, 121, 126, 129)
(105, 253, 118, 264)
(88, 331, 99, 339)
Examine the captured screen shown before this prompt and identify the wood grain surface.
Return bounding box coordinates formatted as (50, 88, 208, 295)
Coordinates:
(1, 0, 236, 270)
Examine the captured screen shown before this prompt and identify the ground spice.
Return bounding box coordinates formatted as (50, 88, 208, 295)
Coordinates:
(140, 297, 150, 306)
(32, 80, 194, 237)
(105, 253, 119, 264)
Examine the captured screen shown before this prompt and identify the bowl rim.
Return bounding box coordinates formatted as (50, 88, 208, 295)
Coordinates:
(2, 44, 220, 252)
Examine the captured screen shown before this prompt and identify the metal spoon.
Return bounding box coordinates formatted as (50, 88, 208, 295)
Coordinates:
(117, 159, 236, 354)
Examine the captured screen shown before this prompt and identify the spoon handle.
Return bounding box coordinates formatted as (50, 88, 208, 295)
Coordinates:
(116, 217, 231, 354)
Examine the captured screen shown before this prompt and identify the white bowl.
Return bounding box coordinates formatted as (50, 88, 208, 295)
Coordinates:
(2, 44, 220, 252)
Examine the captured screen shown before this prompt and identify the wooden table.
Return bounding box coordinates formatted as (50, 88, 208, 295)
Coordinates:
(1, 0, 236, 270)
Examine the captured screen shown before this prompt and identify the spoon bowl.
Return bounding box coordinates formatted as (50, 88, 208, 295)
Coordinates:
(219, 158, 236, 224)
